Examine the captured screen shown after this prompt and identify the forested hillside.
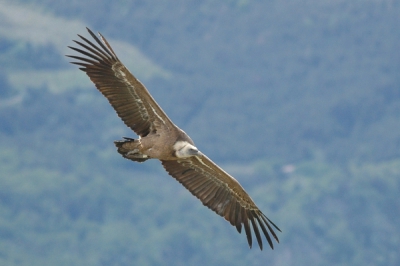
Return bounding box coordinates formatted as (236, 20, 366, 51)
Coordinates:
(1, 0, 399, 265)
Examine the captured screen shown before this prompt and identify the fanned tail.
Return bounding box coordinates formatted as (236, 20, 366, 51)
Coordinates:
(114, 137, 150, 163)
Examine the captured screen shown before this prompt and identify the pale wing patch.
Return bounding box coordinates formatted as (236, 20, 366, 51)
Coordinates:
(150, 104, 166, 125)
(193, 156, 215, 172)
(112, 63, 150, 122)
(112, 63, 167, 129)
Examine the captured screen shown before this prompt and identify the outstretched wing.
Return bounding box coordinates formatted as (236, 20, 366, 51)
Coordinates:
(67, 28, 173, 137)
(161, 155, 281, 250)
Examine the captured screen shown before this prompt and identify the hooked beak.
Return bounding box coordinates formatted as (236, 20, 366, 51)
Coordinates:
(189, 148, 202, 156)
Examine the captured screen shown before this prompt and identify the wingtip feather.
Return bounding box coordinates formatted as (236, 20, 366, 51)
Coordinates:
(248, 211, 263, 250)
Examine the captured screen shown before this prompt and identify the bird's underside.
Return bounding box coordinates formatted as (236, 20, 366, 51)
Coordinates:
(67, 27, 281, 250)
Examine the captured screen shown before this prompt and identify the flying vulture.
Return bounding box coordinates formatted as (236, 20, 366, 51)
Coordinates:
(67, 28, 281, 250)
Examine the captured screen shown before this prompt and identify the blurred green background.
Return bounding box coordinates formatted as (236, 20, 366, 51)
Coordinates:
(0, 0, 399, 265)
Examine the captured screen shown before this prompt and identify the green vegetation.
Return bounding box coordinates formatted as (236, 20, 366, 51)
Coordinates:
(1, 0, 399, 265)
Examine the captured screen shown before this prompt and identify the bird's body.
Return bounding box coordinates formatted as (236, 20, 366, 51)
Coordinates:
(67, 28, 280, 250)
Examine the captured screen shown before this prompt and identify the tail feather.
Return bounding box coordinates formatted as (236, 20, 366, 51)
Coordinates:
(114, 138, 150, 163)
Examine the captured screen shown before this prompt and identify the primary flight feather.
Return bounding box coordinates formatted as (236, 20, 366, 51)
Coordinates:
(67, 28, 281, 250)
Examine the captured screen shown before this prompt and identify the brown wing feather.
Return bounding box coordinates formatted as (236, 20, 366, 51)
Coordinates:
(67, 28, 173, 137)
(161, 155, 281, 250)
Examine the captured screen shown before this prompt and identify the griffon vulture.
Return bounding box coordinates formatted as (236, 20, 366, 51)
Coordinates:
(67, 28, 280, 250)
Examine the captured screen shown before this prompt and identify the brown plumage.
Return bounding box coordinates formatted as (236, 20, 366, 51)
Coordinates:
(67, 27, 281, 250)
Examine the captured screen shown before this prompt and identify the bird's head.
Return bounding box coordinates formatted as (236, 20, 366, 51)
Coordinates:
(174, 141, 201, 158)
